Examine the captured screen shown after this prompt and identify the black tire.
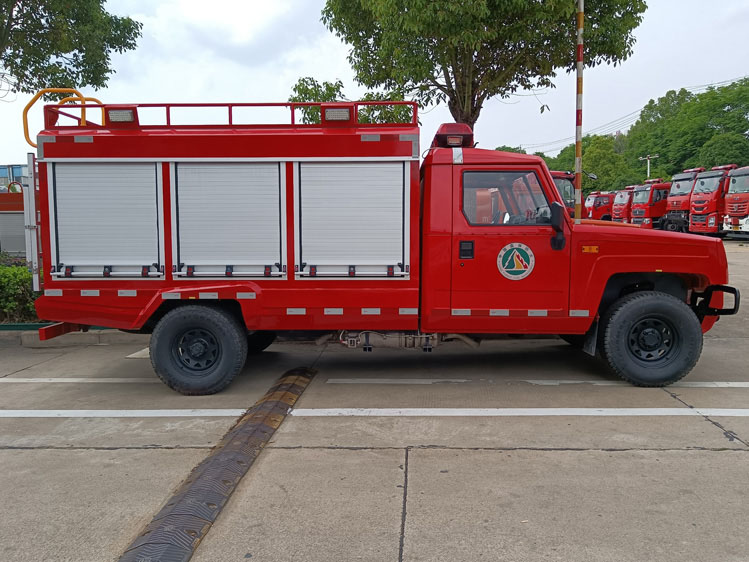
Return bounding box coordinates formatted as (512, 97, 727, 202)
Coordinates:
(559, 334, 585, 348)
(601, 291, 702, 386)
(247, 331, 277, 354)
(150, 305, 248, 395)
(601, 215, 612, 221)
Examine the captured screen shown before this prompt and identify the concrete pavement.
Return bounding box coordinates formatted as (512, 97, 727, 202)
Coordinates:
(0, 240, 747, 561)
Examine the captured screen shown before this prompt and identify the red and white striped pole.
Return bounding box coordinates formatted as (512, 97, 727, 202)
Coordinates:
(574, 0, 584, 224)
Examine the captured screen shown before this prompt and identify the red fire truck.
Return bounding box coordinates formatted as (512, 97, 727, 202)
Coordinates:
(723, 166, 749, 234)
(22, 91, 739, 394)
(630, 179, 671, 229)
(550, 170, 575, 216)
(663, 168, 704, 232)
(583, 191, 614, 221)
(612, 186, 635, 223)
(689, 165, 737, 235)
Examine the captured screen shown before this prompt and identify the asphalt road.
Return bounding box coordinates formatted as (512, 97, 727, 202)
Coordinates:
(0, 240, 747, 562)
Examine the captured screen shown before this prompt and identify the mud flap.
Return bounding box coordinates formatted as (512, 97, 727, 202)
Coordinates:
(582, 320, 598, 357)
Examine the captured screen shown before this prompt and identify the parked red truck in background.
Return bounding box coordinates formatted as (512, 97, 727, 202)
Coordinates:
(550, 170, 575, 216)
(612, 186, 635, 223)
(630, 179, 671, 229)
(20, 90, 740, 394)
(690, 164, 737, 235)
(723, 166, 749, 234)
(583, 191, 614, 220)
(663, 168, 704, 232)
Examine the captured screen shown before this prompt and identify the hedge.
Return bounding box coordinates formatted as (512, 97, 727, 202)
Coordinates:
(0, 259, 39, 322)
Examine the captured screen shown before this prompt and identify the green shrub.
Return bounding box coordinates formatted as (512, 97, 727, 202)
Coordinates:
(0, 265, 39, 322)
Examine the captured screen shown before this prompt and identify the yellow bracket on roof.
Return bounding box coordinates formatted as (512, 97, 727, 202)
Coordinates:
(23, 88, 96, 148)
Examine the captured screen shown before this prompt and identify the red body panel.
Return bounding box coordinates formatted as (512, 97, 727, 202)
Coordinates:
(32, 101, 729, 339)
(0, 191, 23, 212)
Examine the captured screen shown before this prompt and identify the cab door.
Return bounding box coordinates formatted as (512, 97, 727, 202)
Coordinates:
(450, 166, 571, 332)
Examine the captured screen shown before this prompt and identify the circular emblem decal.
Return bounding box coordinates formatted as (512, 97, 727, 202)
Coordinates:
(497, 243, 535, 280)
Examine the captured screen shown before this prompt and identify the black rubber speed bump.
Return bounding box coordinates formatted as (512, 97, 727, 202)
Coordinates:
(119, 367, 316, 562)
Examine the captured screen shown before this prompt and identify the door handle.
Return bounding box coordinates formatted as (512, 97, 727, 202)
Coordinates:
(459, 240, 474, 259)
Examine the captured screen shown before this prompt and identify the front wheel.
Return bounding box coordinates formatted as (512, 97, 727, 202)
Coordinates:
(150, 305, 248, 395)
(601, 291, 702, 386)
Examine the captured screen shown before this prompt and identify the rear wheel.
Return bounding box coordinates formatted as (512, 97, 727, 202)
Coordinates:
(601, 291, 702, 386)
(247, 331, 277, 354)
(150, 305, 248, 395)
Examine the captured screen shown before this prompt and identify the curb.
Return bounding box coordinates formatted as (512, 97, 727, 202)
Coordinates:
(0, 329, 150, 348)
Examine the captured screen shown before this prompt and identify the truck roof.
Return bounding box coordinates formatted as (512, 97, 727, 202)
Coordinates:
(424, 146, 546, 167)
(37, 100, 420, 160)
(728, 166, 749, 178)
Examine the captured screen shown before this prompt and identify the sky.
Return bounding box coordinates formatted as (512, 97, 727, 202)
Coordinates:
(1, 0, 748, 165)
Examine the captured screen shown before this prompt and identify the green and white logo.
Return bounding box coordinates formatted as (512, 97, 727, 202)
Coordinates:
(497, 243, 535, 280)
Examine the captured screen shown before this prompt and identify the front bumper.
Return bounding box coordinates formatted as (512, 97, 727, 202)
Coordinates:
(691, 285, 741, 317)
(723, 216, 749, 233)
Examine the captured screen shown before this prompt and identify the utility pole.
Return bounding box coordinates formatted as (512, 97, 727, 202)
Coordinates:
(639, 154, 660, 179)
(574, 0, 584, 224)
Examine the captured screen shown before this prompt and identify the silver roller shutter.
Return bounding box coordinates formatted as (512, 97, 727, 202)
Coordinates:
(53, 163, 160, 275)
(298, 162, 406, 276)
(175, 163, 282, 276)
(0, 212, 25, 256)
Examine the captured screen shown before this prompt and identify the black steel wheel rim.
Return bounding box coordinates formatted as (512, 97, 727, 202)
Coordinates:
(627, 316, 678, 363)
(173, 328, 221, 373)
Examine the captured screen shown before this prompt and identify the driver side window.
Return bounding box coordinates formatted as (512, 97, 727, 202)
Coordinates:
(462, 170, 550, 226)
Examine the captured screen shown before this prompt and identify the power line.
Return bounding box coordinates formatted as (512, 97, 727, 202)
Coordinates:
(522, 74, 749, 153)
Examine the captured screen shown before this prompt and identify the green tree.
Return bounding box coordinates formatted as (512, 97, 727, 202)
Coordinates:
(322, 0, 646, 130)
(697, 133, 749, 169)
(289, 76, 412, 124)
(494, 145, 526, 154)
(0, 0, 142, 93)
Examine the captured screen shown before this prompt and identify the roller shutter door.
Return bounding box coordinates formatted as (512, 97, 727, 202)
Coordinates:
(298, 162, 407, 277)
(52, 163, 160, 276)
(175, 163, 282, 277)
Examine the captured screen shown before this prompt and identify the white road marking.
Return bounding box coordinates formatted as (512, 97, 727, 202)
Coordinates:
(325, 378, 749, 388)
(291, 408, 749, 417)
(0, 378, 159, 384)
(126, 347, 150, 358)
(524, 380, 749, 388)
(327, 378, 470, 385)
(0, 409, 246, 418)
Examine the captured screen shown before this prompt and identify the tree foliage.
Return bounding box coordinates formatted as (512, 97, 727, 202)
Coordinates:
(288, 76, 412, 124)
(545, 79, 749, 193)
(0, 0, 142, 93)
(322, 0, 646, 130)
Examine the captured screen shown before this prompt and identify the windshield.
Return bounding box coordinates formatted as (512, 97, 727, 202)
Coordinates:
(632, 188, 650, 204)
(669, 180, 693, 196)
(694, 176, 722, 194)
(614, 191, 630, 204)
(729, 175, 749, 194)
(584, 194, 596, 206)
(553, 178, 575, 204)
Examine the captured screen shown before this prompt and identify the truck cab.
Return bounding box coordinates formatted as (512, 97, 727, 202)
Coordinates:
(690, 164, 737, 235)
(723, 166, 749, 234)
(24, 92, 739, 394)
(664, 168, 703, 232)
(630, 179, 670, 229)
(612, 186, 636, 223)
(583, 191, 613, 220)
(550, 170, 575, 217)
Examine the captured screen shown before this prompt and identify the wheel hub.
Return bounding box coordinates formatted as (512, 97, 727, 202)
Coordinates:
(175, 329, 220, 372)
(638, 327, 662, 350)
(188, 339, 208, 357)
(628, 317, 675, 362)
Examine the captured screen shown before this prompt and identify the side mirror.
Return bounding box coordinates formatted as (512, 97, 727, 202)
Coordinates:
(550, 201, 565, 233)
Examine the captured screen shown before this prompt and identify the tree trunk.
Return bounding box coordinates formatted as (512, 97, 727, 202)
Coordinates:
(447, 95, 479, 133)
